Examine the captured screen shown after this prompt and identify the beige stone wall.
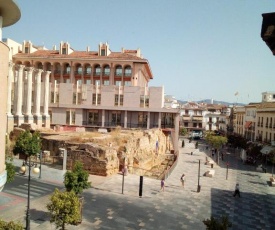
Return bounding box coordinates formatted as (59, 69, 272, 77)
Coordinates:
(42, 128, 174, 177)
(0, 42, 9, 187)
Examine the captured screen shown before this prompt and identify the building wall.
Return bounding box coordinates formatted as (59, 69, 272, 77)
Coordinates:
(149, 87, 164, 108)
(0, 42, 9, 189)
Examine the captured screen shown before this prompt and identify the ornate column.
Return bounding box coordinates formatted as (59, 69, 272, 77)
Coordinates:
(81, 65, 84, 83)
(7, 62, 14, 116)
(70, 65, 74, 83)
(7, 62, 15, 133)
(25, 67, 34, 123)
(15, 65, 25, 126)
(43, 71, 51, 128)
(34, 69, 43, 127)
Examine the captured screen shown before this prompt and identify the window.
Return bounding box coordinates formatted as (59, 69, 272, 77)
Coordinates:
(92, 94, 101, 105)
(66, 111, 70, 124)
(73, 93, 77, 104)
(103, 66, 110, 75)
(51, 92, 59, 103)
(124, 81, 131, 86)
(115, 95, 123, 106)
(95, 80, 100, 85)
(85, 79, 91, 85)
(76, 67, 82, 75)
(95, 66, 101, 76)
(78, 93, 82, 104)
(62, 48, 66, 55)
(273, 94, 275, 99)
(25, 47, 29, 53)
(77, 80, 82, 86)
(88, 111, 99, 125)
(184, 122, 188, 127)
(115, 66, 122, 76)
(124, 66, 132, 76)
(140, 95, 149, 107)
(111, 112, 121, 126)
(85, 67, 92, 74)
(138, 112, 147, 127)
(101, 49, 105, 56)
(115, 81, 121, 86)
(103, 80, 109, 86)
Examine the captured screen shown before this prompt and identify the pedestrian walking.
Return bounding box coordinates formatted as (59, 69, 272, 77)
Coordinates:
(160, 179, 165, 192)
(233, 183, 241, 197)
(180, 174, 185, 187)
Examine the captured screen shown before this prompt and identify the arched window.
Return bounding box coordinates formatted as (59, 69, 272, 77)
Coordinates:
(115, 65, 122, 76)
(95, 65, 101, 76)
(103, 65, 110, 76)
(124, 66, 132, 76)
(84, 65, 92, 75)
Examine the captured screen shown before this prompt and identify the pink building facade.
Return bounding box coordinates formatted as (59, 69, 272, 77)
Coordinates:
(7, 41, 179, 148)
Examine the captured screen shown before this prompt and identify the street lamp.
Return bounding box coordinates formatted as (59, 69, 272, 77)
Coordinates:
(20, 157, 40, 230)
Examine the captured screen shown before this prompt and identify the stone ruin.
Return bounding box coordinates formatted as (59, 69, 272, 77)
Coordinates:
(41, 128, 175, 178)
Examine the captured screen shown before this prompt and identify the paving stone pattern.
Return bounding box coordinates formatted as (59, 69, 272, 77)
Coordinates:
(0, 139, 274, 229)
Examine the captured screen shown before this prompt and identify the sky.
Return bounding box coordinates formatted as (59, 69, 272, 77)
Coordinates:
(3, 0, 275, 104)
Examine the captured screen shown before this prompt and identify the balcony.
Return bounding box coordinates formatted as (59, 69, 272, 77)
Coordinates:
(74, 70, 82, 75)
(115, 73, 123, 77)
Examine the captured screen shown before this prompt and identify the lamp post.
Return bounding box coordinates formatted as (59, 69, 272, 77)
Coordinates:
(20, 157, 40, 230)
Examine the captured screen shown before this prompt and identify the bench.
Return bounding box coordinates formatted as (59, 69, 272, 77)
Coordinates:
(205, 160, 215, 167)
(204, 169, 215, 178)
(256, 165, 266, 173)
(270, 177, 275, 187)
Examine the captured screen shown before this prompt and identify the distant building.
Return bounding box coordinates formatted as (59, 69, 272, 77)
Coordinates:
(180, 102, 230, 134)
(234, 92, 275, 144)
(164, 95, 180, 109)
(5, 39, 180, 149)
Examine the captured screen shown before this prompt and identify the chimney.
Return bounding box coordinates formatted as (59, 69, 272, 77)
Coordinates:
(87, 46, 90, 52)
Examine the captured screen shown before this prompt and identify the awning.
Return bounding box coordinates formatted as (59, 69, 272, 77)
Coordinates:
(260, 145, 275, 154)
(245, 121, 252, 129)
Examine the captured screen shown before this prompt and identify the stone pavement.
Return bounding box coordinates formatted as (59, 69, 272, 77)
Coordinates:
(0, 139, 275, 229)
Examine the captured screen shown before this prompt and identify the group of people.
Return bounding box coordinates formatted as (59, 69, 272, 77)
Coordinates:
(160, 173, 185, 192)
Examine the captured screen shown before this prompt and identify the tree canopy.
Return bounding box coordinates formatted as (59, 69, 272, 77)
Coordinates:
(13, 131, 41, 158)
(47, 189, 80, 230)
(205, 131, 227, 149)
(64, 161, 91, 195)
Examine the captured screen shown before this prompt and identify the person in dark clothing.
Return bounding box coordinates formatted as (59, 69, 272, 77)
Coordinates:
(233, 183, 241, 197)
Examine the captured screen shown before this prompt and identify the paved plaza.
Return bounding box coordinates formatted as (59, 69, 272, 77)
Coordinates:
(1, 139, 275, 229)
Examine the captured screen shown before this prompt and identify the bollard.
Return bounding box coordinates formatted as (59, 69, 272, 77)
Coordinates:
(139, 176, 143, 197)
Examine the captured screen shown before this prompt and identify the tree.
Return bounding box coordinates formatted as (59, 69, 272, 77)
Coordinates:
(47, 189, 80, 230)
(179, 127, 188, 136)
(64, 161, 91, 195)
(13, 131, 41, 159)
(5, 162, 15, 183)
(0, 219, 23, 230)
(205, 131, 227, 149)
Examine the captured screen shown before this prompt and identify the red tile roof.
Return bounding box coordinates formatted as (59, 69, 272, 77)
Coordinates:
(14, 50, 145, 61)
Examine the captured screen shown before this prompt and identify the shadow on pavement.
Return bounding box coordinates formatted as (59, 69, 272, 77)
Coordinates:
(210, 188, 275, 230)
